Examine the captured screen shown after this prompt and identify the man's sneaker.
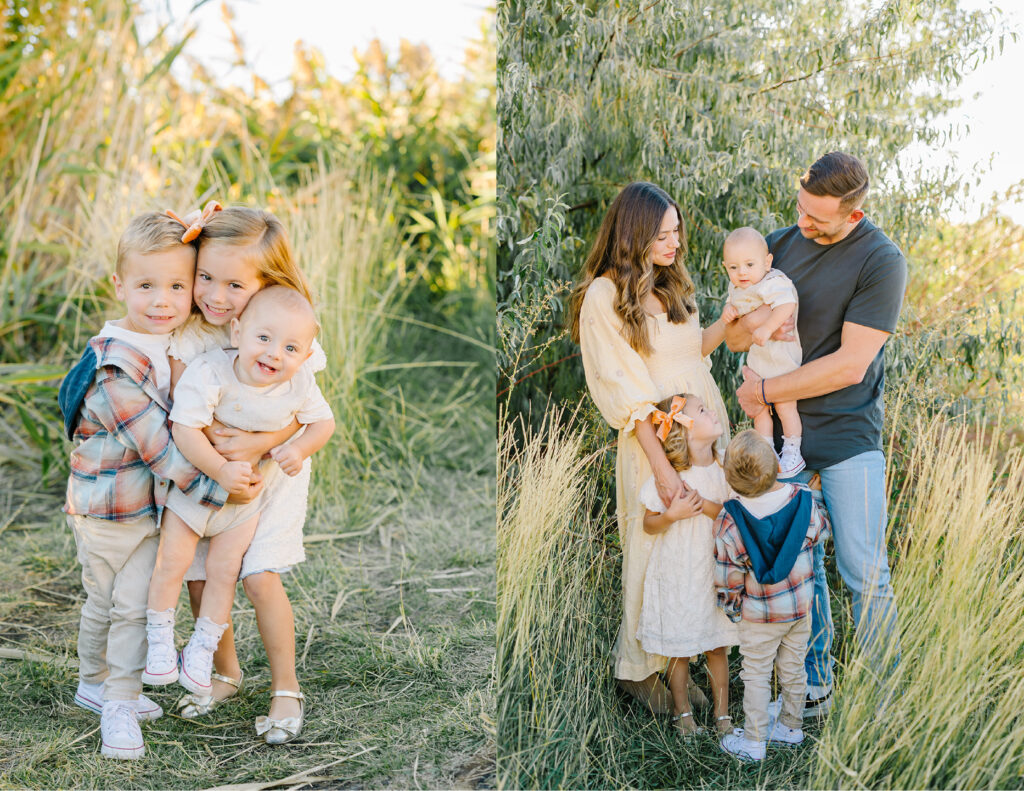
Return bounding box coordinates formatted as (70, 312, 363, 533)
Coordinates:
(768, 719, 804, 745)
(142, 608, 178, 685)
(720, 729, 766, 762)
(778, 445, 806, 477)
(100, 701, 145, 760)
(768, 686, 833, 720)
(74, 680, 163, 721)
(177, 616, 227, 696)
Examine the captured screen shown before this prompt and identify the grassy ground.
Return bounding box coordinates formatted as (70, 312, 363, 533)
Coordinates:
(0, 329, 496, 789)
(497, 401, 1024, 789)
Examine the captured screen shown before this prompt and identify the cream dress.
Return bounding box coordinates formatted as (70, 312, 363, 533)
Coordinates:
(636, 464, 738, 657)
(579, 277, 731, 681)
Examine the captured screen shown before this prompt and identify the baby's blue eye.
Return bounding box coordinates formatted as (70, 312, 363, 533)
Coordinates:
(258, 334, 269, 342)
(286, 345, 297, 353)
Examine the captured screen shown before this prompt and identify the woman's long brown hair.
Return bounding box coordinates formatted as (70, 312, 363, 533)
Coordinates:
(568, 182, 696, 355)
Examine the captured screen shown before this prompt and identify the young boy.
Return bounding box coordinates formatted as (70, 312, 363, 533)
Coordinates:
(60, 213, 234, 760)
(713, 430, 830, 762)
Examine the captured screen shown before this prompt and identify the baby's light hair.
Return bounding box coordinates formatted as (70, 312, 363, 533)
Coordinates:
(655, 393, 722, 472)
(116, 212, 195, 277)
(198, 207, 311, 302)
(240, 285, 320, 343)
(723, 226, 768, 257)
(724, 429, 779, 497)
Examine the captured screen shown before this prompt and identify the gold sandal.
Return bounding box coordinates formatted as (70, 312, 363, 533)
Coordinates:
(255, 689, 305, 745)
(715, 714, 735, 735)
(176, 671, 244, 719)
(671, 710, 706, 738)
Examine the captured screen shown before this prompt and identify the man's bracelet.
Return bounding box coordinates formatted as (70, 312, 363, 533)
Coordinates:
(760, 379, 774, 412)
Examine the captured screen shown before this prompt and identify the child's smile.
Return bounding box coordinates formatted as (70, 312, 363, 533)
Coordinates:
(193, 244, 264, 325)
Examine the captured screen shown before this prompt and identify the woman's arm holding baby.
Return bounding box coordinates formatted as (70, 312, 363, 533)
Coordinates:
(269, 417, 336, 476)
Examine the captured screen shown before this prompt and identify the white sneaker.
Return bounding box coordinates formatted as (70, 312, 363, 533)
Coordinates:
(778, 443, 806, 477)
(74, 680, 163, 720)
(142, 608, 179, 686)
(768, 719, 804, 745)
(768, 686, 833, 720)
(100, 701, 145, 760)
(178, 617, 226, 695)
(720, 729, 766, 761)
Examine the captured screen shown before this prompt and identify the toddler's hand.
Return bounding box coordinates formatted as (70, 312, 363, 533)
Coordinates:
(721, 304, 739, 324)
(751, 326, 771, 346)
(216, 460, 253, 495)
(808, 473, 822, 491)
(270, 444, 304, 477)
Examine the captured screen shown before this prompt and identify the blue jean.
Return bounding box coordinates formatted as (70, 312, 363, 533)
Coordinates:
(782, 450, 899, 686)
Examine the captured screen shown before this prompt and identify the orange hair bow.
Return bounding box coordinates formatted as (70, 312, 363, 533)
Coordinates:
(651, 395, 694, 441)
(166, 200, 223, 243)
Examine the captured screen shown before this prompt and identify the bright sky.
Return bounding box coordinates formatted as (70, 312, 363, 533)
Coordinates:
(141, 0, 491, 91)
(904, 0, 1024, 224)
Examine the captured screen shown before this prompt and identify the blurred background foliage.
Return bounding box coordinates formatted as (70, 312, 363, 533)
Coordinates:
(0, 0, 496, 485)
(497, 0, 1023, 431)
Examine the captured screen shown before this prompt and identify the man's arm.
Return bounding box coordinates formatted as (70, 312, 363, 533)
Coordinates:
(736, 321, 890, 415)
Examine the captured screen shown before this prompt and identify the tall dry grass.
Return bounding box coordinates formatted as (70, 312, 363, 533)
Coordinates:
(812, 415, 1024, 789)
(498, 396, 1024, 788)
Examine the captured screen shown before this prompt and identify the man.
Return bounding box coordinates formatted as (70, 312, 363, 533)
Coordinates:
(726, 151, 907, 717)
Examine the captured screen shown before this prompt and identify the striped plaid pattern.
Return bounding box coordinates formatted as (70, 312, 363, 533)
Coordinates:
(64, 336, 226, 522)
(713, 486, 829, 624)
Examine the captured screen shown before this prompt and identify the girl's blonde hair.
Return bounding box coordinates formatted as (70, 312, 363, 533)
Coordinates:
(656, 393, 721, 472)
(198, 207, 311, 301)
(569, 182, 696, 355)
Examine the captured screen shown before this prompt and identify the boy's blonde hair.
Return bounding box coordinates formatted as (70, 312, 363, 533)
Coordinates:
(655, 393, 721, 471)
(724, 429, 778, 497)
(198, 207, 311, 301)
(116, 212, 195, 277)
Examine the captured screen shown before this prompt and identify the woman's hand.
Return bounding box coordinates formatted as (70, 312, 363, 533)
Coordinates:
(653, 462, 685, 508)
(664, 487, 704, 522)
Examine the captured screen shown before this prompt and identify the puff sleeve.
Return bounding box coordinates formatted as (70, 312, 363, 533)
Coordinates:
(578, 279, 660, 435)
(758, 270, 798, 309)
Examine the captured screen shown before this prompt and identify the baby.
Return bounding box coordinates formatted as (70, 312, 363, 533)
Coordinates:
(143, 285, 334, 695)
(721, 227, 805, 476)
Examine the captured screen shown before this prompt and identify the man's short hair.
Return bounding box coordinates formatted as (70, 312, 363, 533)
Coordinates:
(724, 429, 779, 497)
(800, 151, 869, 214)
(116, 213, 194, 277)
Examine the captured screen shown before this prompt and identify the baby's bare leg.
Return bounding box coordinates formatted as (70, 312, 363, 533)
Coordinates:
(198, 514, 261, 626)
(149, 511, 201, 611)
(753, 407, 775, 441)
(775, 400, 802, 439)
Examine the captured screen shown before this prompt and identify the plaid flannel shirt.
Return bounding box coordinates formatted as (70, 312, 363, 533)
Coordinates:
(713, 485, 830, 624)
(64, 336, 227, 522)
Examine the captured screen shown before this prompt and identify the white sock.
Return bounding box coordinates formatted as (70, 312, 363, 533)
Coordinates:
(782, 435, 802, 451)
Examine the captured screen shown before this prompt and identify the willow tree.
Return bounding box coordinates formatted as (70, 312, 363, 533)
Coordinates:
(497, 0, 1005, 419)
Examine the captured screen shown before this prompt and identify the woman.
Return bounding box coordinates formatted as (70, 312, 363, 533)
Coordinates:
(569, 182, 732, 710)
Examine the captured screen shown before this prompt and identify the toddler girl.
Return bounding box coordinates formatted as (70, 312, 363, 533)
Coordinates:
(166, 205, 328, 744)
(637, 393, 738, 736)
(143, 285, 334, 718)
(720, 227, 805, 476)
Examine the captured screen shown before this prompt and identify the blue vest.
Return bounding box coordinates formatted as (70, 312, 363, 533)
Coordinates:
(721, 489, 812, 585)
(58, 345, 97, 440)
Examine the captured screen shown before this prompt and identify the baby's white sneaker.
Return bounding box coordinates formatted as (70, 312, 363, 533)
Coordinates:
(778, 436, 806, 478)
(178, 616, 228, 696)
(74, 679, 163, 720)
(100, 700, 145, 760)
(142, 607, 178, 685)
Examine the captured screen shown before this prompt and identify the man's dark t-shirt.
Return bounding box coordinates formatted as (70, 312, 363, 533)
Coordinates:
(765, 218, 907, 470)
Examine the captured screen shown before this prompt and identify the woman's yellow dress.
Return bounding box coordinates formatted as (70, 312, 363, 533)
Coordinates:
(579, 277, 731, 681)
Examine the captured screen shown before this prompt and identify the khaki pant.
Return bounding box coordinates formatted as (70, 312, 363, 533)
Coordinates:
(739, 616, 811, 742)
(69, 513, 160, 701)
